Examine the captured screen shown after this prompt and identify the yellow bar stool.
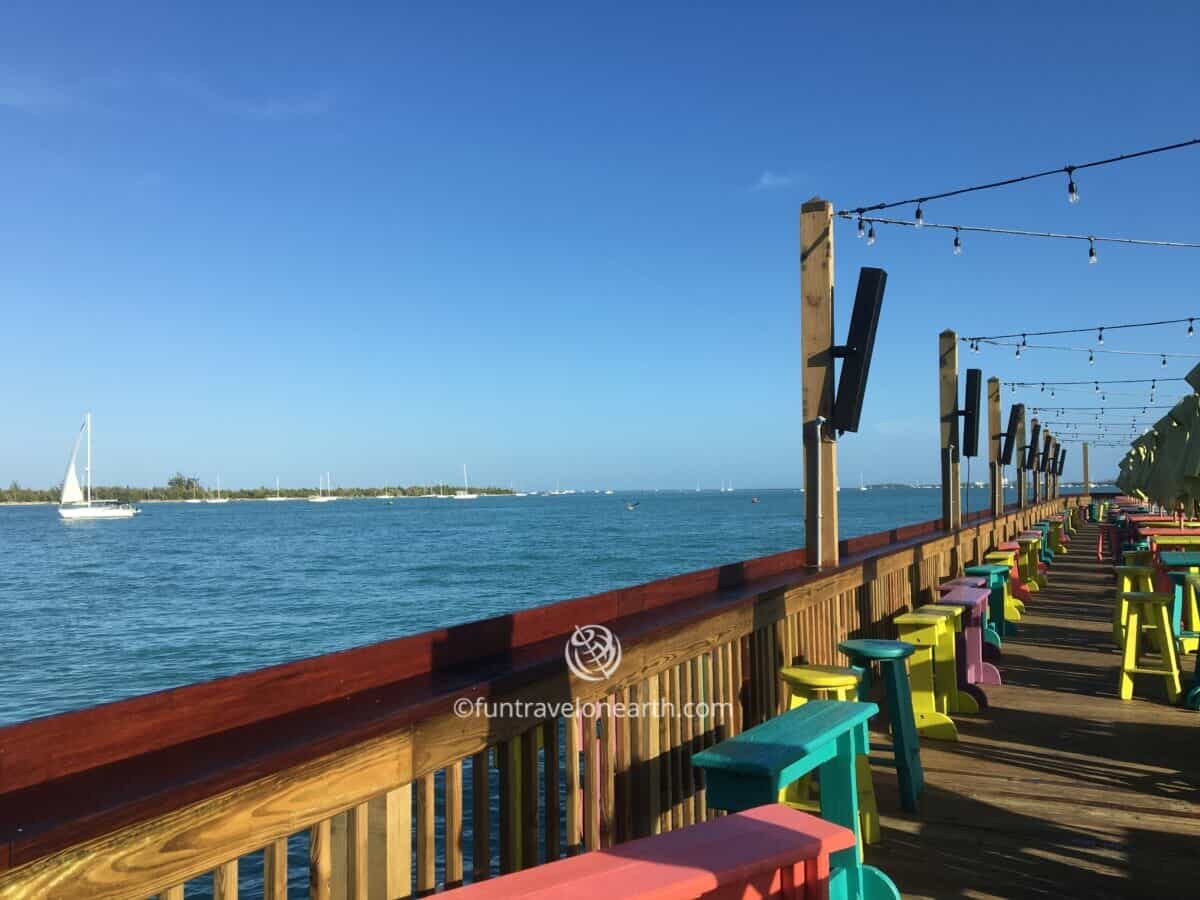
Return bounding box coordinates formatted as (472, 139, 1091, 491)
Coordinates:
(777, 665, 880, 847)
(1117, 592, 1182, 702)
(984, 550, 1024, 620)
(1048, 519, 1068, 555)
(893, 612, 958, 741)
(1113, 565, 1156, 647)
(916, 605, 980, 715)
(1180, 571, 1200, 654)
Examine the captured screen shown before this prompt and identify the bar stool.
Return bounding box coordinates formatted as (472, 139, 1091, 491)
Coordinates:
(984, 550, 1024, 622)
(1018, 531, 1048, 588)
(995, 541, 1031, 602)
(1113, 565, 1156, 648)
(965, 562, 1015, 639)
(838, 638, 924, 814)
(916, 604, 981, 714)
(777, 665, 880, 846)
(892, 611, 958, 741)
(1165, 569, 1200, 655)
(1117, 592, 1181, 702)
(935, 585, 1002, 689)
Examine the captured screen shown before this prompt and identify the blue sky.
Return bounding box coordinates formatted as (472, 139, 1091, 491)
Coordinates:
(3, 2, 1198, 490)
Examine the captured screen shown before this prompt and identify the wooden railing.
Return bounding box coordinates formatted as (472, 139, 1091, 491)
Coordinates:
(0, 498, 1080, 899)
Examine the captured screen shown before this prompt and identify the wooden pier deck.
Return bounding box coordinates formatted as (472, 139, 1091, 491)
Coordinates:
(865, 520, 1200, 899)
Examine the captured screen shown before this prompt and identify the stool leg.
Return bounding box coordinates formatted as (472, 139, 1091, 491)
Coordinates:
(907, 647, 958, 741)
(855, 754, 881, 844)
(881, 659, 923, 813)
(1150, 603, 1182, 703)
(1119, 605, 1141, 700)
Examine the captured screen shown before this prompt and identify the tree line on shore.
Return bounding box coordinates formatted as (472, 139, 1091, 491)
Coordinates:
(1, 472, 513, 503)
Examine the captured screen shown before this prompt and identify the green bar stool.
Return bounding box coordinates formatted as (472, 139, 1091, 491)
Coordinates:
(838, 638, 924, 815)
(965, 562, 1015, 638)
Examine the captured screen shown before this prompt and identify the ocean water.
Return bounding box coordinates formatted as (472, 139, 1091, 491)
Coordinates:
(2, 485, 1043, 896)
(0, 485, 1020, 727)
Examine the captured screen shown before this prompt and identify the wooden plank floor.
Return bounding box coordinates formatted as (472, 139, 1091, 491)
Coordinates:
(863, 520, 1200, 899)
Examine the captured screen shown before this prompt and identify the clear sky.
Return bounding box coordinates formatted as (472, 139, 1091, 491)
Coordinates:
(3, 2, 1198, 490)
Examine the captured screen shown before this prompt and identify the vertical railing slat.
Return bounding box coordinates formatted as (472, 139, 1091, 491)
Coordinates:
(445, 760, 464, 888)
(565, 713, 582, 855)
(543, 718, 561, 861)
(310, 819, 332, 900)
(471, 751, 491, 881)
(415, 773, 436, 895)
(264, 837, 288, 900)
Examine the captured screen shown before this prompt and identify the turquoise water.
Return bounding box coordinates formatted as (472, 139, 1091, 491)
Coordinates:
(0, 486, 1021, 727)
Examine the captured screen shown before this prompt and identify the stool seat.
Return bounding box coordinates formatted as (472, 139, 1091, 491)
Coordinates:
(838, 638, 914, 660)
(779, 664, 860, 691)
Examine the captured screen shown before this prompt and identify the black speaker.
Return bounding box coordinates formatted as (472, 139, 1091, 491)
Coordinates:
(832, 267, 887, 433)
(1025, 422, 1041, 470)
(961, 368, 982, 457)
(1057, 448, 1067, 476)
(1000, 404, 1022, 465)
(1041, 433, 1054, 472)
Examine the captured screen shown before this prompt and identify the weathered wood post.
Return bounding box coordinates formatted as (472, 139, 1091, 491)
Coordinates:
(1083, 441, 1090, 498)
(1015, 407, 1027, 509)
(1030, 417, 1041, 504)
(988, 376, 1002, 517)
(939, 330, 962, 531)
(801, 198, 839, 569)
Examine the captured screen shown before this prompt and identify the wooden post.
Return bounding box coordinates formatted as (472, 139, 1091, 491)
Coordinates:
(987, 377, 1002, 517)
(939, 330, 961, 530)
(1030, 418, 1040, 504)
(1015, 407, 1027, 509)
(801, 198, 838, 569)
(1083, 441, 1090, 497)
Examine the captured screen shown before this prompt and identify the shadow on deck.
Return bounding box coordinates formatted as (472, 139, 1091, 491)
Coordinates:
(864, 520, 1200, 899)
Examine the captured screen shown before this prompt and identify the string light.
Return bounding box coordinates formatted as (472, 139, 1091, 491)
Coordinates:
(969, 338, 1200, 361)
(1190, 318, 1195, 337)
(953, 229, 962, 255)
(1161, 354, 1168, 368)
(915, 203, 925, 228)
(857, 217, 865, 239)
(965, 316, 1200, 343)
(838, 137, 1200, 218)
(866, 224, 876, 246)
(1097, 327, 1104, 345)
(1088, 238, 1098, 264)
(1089, 349, 1095, 365)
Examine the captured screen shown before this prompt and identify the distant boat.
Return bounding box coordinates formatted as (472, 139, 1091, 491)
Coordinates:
(625, 500, 639, 511)
(266, 476, 289, 501)
(604, 489, 614, 495)
(57, 413, 140, 520)
(308, 472, 337, 503)
(859, 473, 868, 492)
(205, 475, 230, 504)
(185, 485, 202, 505)
(549, 480, 565, 496)
(751, 496, 761, 504)
(455, 464, 479, 500)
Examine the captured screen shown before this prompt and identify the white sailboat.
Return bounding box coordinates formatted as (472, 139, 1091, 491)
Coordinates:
(266, 476, 289, 501)
(205, 475, 230, 503)
(455, 464, 479, 500)
(859, 473, 868, 492)
(185, 485, 202, 504)
(57, 413, 139, 520)
(308, 472, 337, 502)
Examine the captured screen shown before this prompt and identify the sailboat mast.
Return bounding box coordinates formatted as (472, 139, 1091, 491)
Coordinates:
(85, 412, 92, 506)
(463, 464, 469, 491)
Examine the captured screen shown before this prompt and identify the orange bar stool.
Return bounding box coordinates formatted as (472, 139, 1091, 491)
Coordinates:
(778, 665, 880, 847)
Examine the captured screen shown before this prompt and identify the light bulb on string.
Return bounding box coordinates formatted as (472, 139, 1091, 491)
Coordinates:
(1189, 319, 1195, 338)
(1066, 167, 1080, 204)
(857, 217, 865, 239)
(866, 225, 876, 246)
(1088, 238, 1098, 264)
(1161, 355, 1168, 368)
(1088, 349, 1095, 365)
(953, 229, 962, 256)
(1097, 327, 1104, 345)
(1094, 381, 1100, 393)
(914, 203, 924, 228)
(1015, 344, 1022, 359)
(1040, 383, 1045, 393)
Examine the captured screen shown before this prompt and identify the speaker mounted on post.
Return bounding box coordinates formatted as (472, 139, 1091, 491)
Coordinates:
(830, 267, 887, 434)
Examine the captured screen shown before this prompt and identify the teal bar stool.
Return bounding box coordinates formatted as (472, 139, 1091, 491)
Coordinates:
(964, 562, 1014, 639)
(1032, 521, 1055, 563)
(838, 638, 924, 814)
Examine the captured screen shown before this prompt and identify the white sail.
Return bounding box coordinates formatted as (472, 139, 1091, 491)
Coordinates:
(60, 422, 85, 505)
